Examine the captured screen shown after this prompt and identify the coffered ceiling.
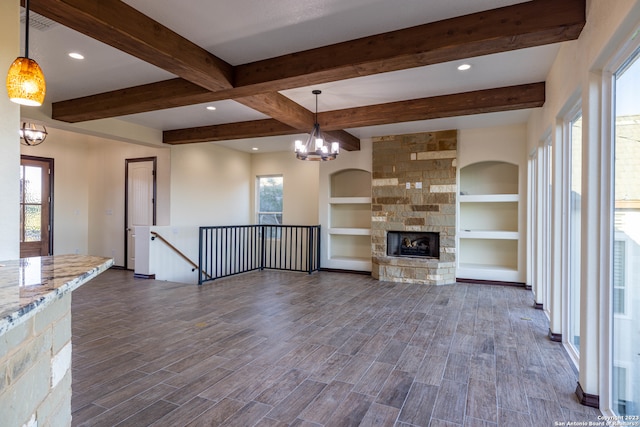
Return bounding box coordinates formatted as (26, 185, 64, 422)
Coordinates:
(22, 0, 585, 152)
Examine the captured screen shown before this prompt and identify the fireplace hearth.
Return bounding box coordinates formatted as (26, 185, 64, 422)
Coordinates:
(387, 231, 440, 259)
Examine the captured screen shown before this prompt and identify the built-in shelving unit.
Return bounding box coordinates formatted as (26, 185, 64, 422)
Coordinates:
(458, 161, 521, 282)
(326, 169, 372, 270)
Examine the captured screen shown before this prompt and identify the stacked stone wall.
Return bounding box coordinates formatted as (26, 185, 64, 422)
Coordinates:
(371, 130, 457, 285)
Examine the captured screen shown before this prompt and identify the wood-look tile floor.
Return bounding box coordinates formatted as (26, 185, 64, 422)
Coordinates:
(71, 269, 602, 427)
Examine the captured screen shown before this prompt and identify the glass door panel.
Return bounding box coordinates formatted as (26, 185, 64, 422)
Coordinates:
(612, 50, 640, 417)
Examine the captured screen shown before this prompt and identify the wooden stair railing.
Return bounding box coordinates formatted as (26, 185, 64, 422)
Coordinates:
(150, 231, 213, 280)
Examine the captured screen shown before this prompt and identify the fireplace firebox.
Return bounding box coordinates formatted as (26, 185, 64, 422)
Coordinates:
(387, 231, 440, 259)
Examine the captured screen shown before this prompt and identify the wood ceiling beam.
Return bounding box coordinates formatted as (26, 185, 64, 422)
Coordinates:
(49, 0, 584, 123)
(234, 0, 585, 92)
(318, 83, 545, 130)
(163, 119, 299, 145)
(232, 93, 361, 151)
(234, 93, 314, 130)
(29, 0, 234, 92)
(322, 130, 361, 152)
(163, 83, 545, 146)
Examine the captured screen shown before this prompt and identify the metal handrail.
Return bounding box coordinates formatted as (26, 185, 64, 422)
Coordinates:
(198, 224, 321, 285)
(150, 231, 212, 280)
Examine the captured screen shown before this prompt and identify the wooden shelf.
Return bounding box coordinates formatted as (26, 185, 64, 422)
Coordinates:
(459, 231, 518, 240)
(328, 228, 371, 236)
(459, 194, 519, 203)
(329, 197, 371, 204)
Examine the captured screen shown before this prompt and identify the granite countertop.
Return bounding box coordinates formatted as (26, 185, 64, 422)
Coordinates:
(0, 254, 113, 336)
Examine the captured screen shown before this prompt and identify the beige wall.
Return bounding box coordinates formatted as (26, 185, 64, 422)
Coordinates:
(459, 124, 527, 169)
(0, 1, 21, 260)
(251, 150, 320, 225)
(87, 136, 171, 266)
(21, 131, 91, 256)
(17, 127, 320, 266)
(171, 142, 252, 226)
(20, 127, 171, 266)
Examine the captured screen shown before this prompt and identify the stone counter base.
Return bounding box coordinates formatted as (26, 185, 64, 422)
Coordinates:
(0, 293, 73, 427)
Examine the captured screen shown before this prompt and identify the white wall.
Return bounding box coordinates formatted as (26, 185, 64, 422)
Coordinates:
(171, 142, 252, 226)
(0, 1, 21, 260)
(251, 150, 320, 225)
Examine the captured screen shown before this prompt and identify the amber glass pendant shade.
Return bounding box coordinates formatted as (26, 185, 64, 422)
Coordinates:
(6, 57, 46, 107)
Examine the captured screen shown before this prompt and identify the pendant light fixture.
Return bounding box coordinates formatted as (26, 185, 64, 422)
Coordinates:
(6, 0, 47, 106)
(294, 90, 339, 161)
(19, 122, 48, 146)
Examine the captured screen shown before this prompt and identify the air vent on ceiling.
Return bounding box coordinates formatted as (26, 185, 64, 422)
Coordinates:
(20, 9, 58, 31)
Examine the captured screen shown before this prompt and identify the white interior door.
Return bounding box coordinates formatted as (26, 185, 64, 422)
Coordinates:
(127, 160, 155, 270)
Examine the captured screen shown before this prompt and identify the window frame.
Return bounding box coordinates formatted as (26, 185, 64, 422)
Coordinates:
(256, 175, 284, 225)
(612, 233, 630, 318)
(600, 26, 640, 418)
(562, 104, 583, 362)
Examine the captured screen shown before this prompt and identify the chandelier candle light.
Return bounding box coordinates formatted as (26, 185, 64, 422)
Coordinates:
(6, 0, 47, 106)
(294, 90, 339, 161)
(20, 122, 47, 146)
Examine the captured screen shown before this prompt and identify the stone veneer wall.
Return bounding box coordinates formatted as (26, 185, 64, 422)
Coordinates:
(371, 130, 457, 285)
(0, 294, 73, 426)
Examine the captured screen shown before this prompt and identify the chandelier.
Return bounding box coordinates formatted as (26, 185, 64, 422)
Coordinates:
(19, 122, 48, 146)
(6, 0, 47, 106)
(294, 90, 339, 161)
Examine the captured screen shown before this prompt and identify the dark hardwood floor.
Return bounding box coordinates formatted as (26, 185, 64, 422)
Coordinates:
(70, 269, 601, 426)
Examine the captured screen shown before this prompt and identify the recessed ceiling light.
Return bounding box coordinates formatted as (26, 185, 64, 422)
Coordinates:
(457, 64, 471, 71)
(252, 147, 259, 151)
(206, 106, 216, 111)
(68, 52, 84, 60)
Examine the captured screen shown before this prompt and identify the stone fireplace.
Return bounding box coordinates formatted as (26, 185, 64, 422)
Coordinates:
(371, 130, 456, 285)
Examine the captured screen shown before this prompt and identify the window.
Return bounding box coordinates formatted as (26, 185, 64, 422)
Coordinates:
(542, 139, 553, 312)
(612, 48, 640, 416)
(568, 111, 583, 354)
(612, 238, 626, 315)
(257, 176, 283, 225)
(613, 365, 628, 415)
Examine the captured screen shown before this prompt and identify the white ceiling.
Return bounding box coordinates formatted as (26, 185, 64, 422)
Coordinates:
(24, 0, 559, 152)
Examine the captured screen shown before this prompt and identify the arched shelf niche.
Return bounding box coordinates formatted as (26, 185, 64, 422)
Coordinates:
(327, 168, 372, 270)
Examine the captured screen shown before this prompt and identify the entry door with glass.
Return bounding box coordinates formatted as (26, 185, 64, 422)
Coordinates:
(20, 156, 53, 258)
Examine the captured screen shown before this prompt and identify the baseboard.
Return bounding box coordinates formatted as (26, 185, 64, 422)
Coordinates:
(575, 382, 600, 408)
(548, 328, 562, 342)
(133, 273, 156, 279)
(109, 265, 127, 270)
(524, 283, 532, 290)
(533, 302, 544, 310)
(456, 278, 526, 287)
(319, 268, 371, 276)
